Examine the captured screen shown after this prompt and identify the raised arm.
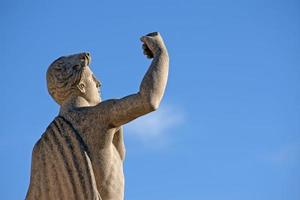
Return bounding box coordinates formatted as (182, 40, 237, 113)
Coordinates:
(106, 32, 169, 127)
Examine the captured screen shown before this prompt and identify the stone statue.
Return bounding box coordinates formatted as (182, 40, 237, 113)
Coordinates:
(26, 32, 169, 200)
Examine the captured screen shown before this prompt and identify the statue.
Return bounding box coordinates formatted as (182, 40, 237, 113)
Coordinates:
(26, 32, 169, 200)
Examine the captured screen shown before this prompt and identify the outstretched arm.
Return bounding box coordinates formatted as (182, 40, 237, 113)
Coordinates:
(105, 32, 169, 128)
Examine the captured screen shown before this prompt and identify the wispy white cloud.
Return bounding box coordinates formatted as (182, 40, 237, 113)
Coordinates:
(125, 104, 185, 145)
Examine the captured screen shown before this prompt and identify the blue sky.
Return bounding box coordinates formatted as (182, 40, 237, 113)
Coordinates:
(1, 0, 300, 199)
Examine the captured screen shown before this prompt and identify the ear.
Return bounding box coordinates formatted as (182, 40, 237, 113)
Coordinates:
(77, 82, 86, 94)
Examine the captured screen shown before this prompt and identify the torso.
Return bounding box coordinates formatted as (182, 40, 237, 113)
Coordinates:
(61, 108, 125, 200)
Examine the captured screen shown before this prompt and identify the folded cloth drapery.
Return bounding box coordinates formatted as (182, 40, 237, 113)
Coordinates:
(26, 116, 101, 200)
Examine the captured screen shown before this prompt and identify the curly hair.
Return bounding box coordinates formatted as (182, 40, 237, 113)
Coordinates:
(46, 53, 91, 105)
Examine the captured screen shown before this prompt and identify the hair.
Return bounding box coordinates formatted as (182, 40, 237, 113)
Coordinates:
(46, 53, 91, 105)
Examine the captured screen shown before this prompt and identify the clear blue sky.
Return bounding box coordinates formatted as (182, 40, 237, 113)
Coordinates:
(1, 0, 300, 199)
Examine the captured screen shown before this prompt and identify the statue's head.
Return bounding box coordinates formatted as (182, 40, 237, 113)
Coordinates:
(47, 52, 101, 106)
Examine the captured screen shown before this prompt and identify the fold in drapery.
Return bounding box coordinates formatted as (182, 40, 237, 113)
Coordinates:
(26, 116, 101, 200)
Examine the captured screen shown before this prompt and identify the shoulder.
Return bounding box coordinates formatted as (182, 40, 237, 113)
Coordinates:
(78, 99, 119, 117)
(32, 118, 57, 153)
(95, 99, 119, 110)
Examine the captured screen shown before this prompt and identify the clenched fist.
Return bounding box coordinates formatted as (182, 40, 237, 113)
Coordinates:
(140, 32, 168, 59)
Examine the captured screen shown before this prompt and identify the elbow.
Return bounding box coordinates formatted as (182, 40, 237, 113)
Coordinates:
(149, 103, 159, 111)
(139, 92, 161, 112)
(148, 99, 160, 111)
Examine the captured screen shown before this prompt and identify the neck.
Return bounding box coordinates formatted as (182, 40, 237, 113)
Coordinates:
(59, 96, 91, 115)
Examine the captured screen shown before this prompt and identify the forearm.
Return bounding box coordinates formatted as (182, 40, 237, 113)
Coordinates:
(139, 49, 169, 110)
(102, 32, 170, 127)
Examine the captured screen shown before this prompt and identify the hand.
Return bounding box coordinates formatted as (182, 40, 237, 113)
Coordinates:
(140, 32, 167, 59)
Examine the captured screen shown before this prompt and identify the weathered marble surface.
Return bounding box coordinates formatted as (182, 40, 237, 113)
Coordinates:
(26, 32, 169, 200)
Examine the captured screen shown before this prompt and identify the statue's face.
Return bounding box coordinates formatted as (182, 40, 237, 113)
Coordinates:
(80, 66, 101, 105)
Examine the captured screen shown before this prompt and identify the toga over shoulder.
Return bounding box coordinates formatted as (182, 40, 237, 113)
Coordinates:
(26, 116, 102, 200)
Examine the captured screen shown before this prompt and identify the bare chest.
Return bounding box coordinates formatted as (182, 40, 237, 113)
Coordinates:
(76, 124, 125, 199)
(63, 113, 125, 199)
(94, 146, 124, 200)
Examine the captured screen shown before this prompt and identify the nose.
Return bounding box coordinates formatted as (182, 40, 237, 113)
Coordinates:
(96, 80, 101, 88)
